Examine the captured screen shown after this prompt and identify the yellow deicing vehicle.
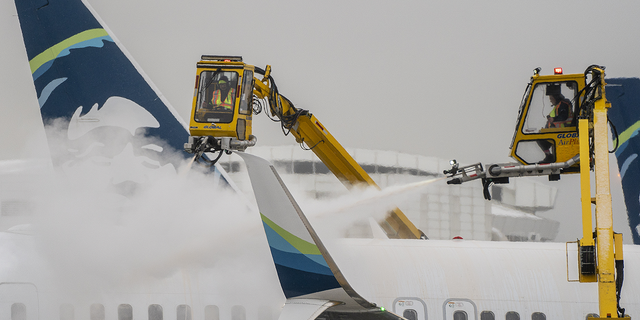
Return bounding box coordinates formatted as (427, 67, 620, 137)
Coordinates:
(510, 67, 583, 167)
(186, 56, 257, 153)
(184, 55, 426, 240)
(444, 66, 629, 320)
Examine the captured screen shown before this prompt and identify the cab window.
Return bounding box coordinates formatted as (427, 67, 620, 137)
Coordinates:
(195, 71, 239, 123)
(522, 81, 578, 134)
(238, 70, 254, 115)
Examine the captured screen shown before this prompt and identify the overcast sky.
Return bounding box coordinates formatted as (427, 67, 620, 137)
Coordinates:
(1, 0, 638, 242)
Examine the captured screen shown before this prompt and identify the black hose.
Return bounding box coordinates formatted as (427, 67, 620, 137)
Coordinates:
(609, 118, 619, 153)
(255, 65, 307, 136)
(616, 259, 625, 317)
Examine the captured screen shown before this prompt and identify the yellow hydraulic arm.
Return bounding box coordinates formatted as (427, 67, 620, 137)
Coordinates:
(576, 66, 628, 319)
(253, 65, 425, 240)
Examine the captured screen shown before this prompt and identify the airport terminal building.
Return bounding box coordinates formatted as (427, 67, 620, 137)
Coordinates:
(222, 146, 560, 242)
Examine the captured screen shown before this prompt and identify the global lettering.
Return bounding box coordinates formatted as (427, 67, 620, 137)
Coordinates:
(557, 132, 579, 139)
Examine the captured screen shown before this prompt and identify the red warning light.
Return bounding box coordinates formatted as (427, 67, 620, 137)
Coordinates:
(224, 59, 231, 62)
(554, 67, 563, 74)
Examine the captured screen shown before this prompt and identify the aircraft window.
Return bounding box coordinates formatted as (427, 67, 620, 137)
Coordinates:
(195, 71, 239, 124)
(453, 310, 468, 320)
(231, 305, 246, 320)
(177, 305, 192, 320)
(506, 311, 520, 320)
(60, 304, 75, 320)
(205, 305, 220, 320)
(238, 70, 254, 115)
(90, 304, 105, 320)
(531, 312, 545, 320)
(149, 304, 163, 320)
(11, 303, 26, 320)
(522, 81, 577, 134)
(403, 309, 418, 320)
(118, 304, 133, 320)
(481, 311, 495, 320)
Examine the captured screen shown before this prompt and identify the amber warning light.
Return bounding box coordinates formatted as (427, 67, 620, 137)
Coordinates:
(554, 67, 563, 74)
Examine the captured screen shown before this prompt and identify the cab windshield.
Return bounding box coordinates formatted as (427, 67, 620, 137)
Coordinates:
(194, 71, 239, 123)
(522, 81, 578, 134)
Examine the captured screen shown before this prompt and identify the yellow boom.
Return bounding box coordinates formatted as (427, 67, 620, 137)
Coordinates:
(253, 66, 425, 240)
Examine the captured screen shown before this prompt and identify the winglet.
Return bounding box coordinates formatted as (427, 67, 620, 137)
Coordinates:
(236, 152, 378, 311)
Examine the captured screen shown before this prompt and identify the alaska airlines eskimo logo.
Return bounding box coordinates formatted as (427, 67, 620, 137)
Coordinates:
(62, 96, 176, 194)
(30, 27, 179, 193)
(204, 123, 221, 129)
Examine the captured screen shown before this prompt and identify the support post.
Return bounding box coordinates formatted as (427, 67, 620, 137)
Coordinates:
(592, 75, 618, 318)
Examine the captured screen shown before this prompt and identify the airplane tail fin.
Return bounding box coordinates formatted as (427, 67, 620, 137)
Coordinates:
(13, 0, 231, 184)
(236, 152, 399, 319)
(606, 78, 640, 244)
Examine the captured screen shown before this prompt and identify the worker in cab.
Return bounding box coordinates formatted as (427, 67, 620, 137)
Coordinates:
(210, 76, 236, 111)
(545, 86, 574, 128)
(537, 84, 575, 163)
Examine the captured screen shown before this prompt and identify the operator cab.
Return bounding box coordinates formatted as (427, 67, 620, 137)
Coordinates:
(510, 68, 583, 167)
(188, 55, 254, 141)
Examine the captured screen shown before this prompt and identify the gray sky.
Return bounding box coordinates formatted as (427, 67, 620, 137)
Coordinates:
(1, 0, 638, 242)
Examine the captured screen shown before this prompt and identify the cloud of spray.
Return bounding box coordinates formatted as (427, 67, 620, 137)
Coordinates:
(297, 177, 445, 241)
(25, 120, 280, 303)
(14, 116, 441, 308)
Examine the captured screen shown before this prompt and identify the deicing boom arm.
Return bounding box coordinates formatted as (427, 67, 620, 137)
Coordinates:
(252, 66, 426, 240)
(446, 155, 580, 184)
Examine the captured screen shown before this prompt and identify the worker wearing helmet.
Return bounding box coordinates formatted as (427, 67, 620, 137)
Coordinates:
(545, 93, 574, 128)
(210, 76, 235, 110)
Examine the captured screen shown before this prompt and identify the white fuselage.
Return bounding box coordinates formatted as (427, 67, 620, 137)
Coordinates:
(1, 231, 638, 320)
(333, 239, 639, 320)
